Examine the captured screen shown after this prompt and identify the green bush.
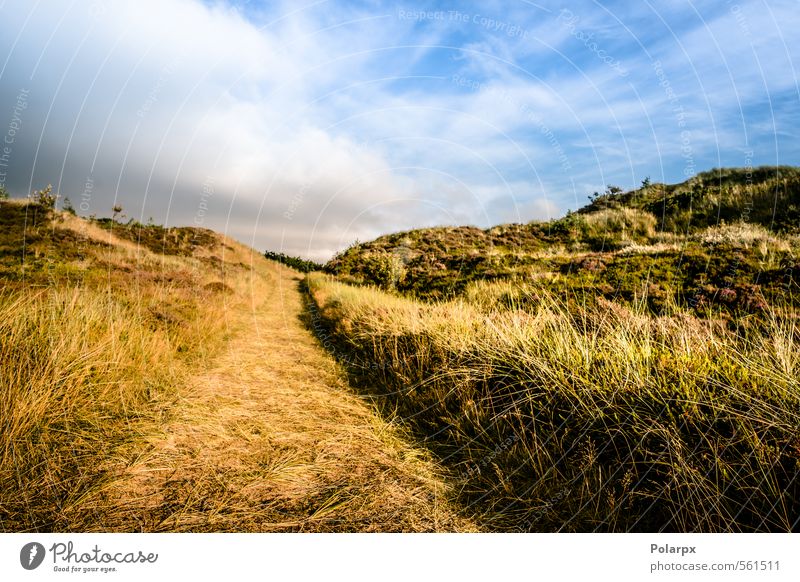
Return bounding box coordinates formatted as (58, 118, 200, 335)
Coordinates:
(361, 254, 406, 290)
(62, 197, 76, 215)
(263, 250, 321, 273)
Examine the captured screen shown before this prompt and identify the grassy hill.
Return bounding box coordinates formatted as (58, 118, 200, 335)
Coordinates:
(306, 166, 800, 531)
(579, 166, 800, 232)
(4, 166, 800, 532)
(325, 166, 800, 314)
(0, 197, 258, 530)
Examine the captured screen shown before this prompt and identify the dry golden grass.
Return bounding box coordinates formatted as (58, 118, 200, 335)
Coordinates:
(57, 212, 151, 255)
(0, 206, 243, 530)
(0, 284, 220, 530)
(98, 261, 471, 532)
(305, 273, 800, 532)
(1, 205, 470, 532)
(0, 197, 31, 206)
(582, 207, 657, 240)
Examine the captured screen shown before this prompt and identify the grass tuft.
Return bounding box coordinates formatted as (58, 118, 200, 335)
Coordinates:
(305, 272, 800, 531)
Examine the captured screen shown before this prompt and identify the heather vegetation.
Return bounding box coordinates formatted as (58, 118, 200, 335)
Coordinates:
(325, 167, 800, 315)
(309, 166, 800, 531)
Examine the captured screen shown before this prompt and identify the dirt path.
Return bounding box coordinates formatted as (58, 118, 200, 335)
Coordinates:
(101, 259, 472, 532)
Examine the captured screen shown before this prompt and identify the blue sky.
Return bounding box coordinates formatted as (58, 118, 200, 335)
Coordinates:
(0, 0, 798, 259)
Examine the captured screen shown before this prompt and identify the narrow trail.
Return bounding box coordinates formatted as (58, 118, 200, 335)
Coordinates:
(102, 259, 472, 532)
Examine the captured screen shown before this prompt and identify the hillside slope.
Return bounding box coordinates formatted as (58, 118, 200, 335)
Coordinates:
(304, 270, 800, 532)
(579, 166, 800, 231)
(302, 166, 800, 532)
(0, 199, 470, 532)
(325, 167, 800, 310)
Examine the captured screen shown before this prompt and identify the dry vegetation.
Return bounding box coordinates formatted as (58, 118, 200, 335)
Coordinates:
(313, 170, 800, 531)
(0, 199, 252, 530)
(327, 167, 800, 308)
(0, 199, 467, 532)
(307, 166, 800, 534)
(97, 261, 470, 532)
(305, 273, 800, 531)
(4, 165, 799, 533)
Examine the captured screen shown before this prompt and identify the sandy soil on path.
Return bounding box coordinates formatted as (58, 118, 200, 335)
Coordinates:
(101, 259, 472, 532)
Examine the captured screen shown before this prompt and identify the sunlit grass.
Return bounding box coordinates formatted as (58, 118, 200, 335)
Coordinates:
(305, 272, 800, 531)
(0, 199, 470, 532)
(0, 201, 243, 531)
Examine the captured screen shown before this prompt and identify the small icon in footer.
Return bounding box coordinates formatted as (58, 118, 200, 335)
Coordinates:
(20, 542, 46, 570)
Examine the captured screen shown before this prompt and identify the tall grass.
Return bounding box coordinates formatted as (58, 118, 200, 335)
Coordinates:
(0, 203, 247, 531)
(305, 273, 800, 531)
(0, 280, 235, 531)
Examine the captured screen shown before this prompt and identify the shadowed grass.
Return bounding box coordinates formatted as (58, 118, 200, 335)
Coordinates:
(305, 272, 800, 532)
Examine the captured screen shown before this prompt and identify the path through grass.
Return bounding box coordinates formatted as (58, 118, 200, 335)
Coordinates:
(100, 260, 471, 532)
